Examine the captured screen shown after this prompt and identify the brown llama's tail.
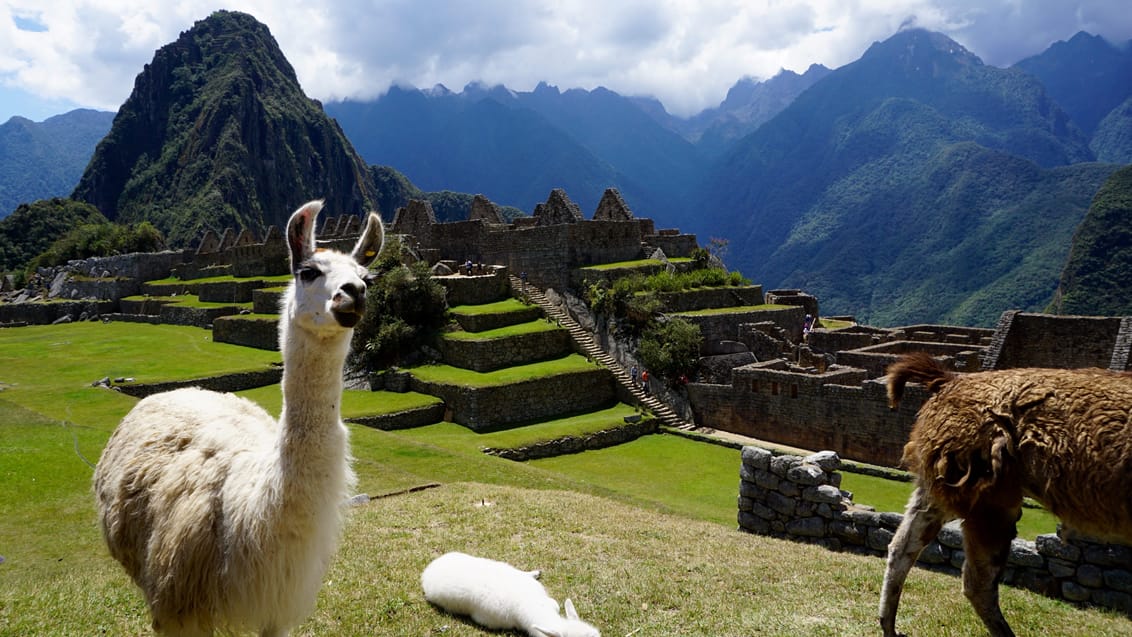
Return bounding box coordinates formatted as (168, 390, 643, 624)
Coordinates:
(886, 352, 956, 409)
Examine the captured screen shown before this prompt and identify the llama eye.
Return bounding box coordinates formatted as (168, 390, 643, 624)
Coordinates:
(297, 266, 323, 283)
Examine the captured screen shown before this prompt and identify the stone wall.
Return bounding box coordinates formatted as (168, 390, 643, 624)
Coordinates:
(347, 403, 447, 431)
(836, 340, 985, 377)
(412, 207, 695, 292)
(440, 328, 573, 372)
(483, 416, 658, 460)
(409, 367, 616, 431)
(65, 251, 189, 282)
(158, 303, 244, 329)
(112, 366, 282, 398)
(0, 300, 114, 325)
(213, 315, 279, 350)
(658, 286, 765, 312)
(677, 305, 806, 348)
(437, 267, 512, 307)
(198, 278, 279, 303)
(451, 306, 543, 333)
(984, 311, 1129, 371)
(738, 446, 1132, 617)
(689, 363, 927, 467)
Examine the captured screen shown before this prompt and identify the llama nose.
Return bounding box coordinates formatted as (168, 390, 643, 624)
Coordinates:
(334, 282, 366, 315)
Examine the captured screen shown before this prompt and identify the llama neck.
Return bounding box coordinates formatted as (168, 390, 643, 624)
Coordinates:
(277, 326, 353, 462)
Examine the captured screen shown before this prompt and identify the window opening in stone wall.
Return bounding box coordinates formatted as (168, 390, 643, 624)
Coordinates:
(772, 382, 779, 396)
(791, 384, 798, 398)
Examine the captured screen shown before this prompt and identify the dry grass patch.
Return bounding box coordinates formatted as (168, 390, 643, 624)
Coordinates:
(302, 483, 1131, 636)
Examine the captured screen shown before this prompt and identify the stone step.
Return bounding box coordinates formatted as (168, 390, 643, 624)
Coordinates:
(509, 275, 696, 430)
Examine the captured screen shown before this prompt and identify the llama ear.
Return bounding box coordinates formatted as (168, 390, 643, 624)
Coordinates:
(564, 598, 579, 620)
(351, 212, 385, 268)
(287, 200, 323, 273)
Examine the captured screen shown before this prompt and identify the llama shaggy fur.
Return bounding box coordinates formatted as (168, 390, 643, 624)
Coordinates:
(879, 352, 1132, 637)
(421, 551, 600, 637)
(93, 200, 384, 636)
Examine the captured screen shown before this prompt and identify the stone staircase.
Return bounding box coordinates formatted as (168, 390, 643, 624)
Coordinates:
(510, 275, 695, 430)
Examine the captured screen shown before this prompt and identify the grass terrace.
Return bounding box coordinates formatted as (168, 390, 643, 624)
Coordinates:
(395, 404, 641, 453)
(443, 319, 562, 340)
(235, 385, 442, 419)
(676, 303, 794, 315)
(449, 298, 533, 316)
(578, 257, 691, 271)
(145, 273, 293, 285)
(408, 354, 598, 387)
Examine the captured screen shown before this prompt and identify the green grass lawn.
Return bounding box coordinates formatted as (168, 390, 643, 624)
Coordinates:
(675, 303, 794, 316)
(449, 298, 533, 316)
(236, 385, 442, 419)
(393, 404, 640, 453)
(577, 258, 666, 271)
(0, 321, 1115, 636)
(442, 318, 561, 341)
(145, 273, 293, 285)
(409, 354, 599, 386)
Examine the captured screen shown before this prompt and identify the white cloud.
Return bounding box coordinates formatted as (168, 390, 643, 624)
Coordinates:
(1, 0, 1131, 121)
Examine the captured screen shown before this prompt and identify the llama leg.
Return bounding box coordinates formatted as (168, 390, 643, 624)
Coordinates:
(879, 486, 947, 637)
(961, 506, 1019, 637)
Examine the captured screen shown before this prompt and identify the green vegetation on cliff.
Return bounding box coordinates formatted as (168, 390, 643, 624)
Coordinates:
(70, 10, 382, 246)
(0, 198, 106, 272)
(1051, 164, 1132, 316)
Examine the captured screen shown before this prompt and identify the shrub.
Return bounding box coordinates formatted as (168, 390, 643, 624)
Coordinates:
(350, 260, 449, 371)
(638, 317, 703, 382)
(26, 220, 166, 271)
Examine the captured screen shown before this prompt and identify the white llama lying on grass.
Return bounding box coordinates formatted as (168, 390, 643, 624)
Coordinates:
(421, 551, 601, 637)
(93, 200, 384, 636)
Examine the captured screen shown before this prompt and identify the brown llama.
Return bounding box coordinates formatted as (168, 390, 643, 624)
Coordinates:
(879, 352, 1132, 637)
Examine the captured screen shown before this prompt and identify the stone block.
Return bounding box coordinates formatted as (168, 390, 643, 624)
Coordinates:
(786, 517, 826, 538)
(787, 464, 825, 486)
(803, 450, 840, 471)
(766, 491, 797, 517)
(770, 454, 801, 477)
(803, 484, 843, 505)
(1036, 534, 1081, 562)
(868, 527, 894, 552)
(1007, 540, 1044, 569)
(1104, 569, 1132, 594)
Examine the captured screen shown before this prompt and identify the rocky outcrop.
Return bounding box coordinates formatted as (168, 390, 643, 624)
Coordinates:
(71, 10, 384, 246)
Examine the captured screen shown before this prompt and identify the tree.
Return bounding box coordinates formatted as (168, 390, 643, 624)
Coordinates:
(638, 317, 703, 383)
(350, 259, 449, 371)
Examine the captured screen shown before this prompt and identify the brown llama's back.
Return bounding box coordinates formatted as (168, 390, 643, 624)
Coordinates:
(897, 360, 1132, 544)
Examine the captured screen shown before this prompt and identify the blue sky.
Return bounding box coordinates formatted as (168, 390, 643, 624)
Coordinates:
(2, 0, 1132, 123)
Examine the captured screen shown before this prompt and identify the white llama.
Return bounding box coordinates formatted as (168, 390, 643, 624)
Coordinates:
(93, 200, 384, 636)
(421, 551, 601, 637)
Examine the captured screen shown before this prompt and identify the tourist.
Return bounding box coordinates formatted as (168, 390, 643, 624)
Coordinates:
(631, 365, 639, 386)
(642, 369, 650, 395)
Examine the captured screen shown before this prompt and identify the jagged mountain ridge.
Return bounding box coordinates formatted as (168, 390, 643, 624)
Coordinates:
(326, 82, 704, 227)
(696, 28, 1110, 326)
(1013, 31, 1132, 138)
(70, 10, 384, 246)
(5, 19, 1131, 328)
(640, 64, 833, 157)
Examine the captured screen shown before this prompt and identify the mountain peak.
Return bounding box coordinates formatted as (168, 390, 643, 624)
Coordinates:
(862, 28, 983, 70)
(71, 9, 380, 245)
